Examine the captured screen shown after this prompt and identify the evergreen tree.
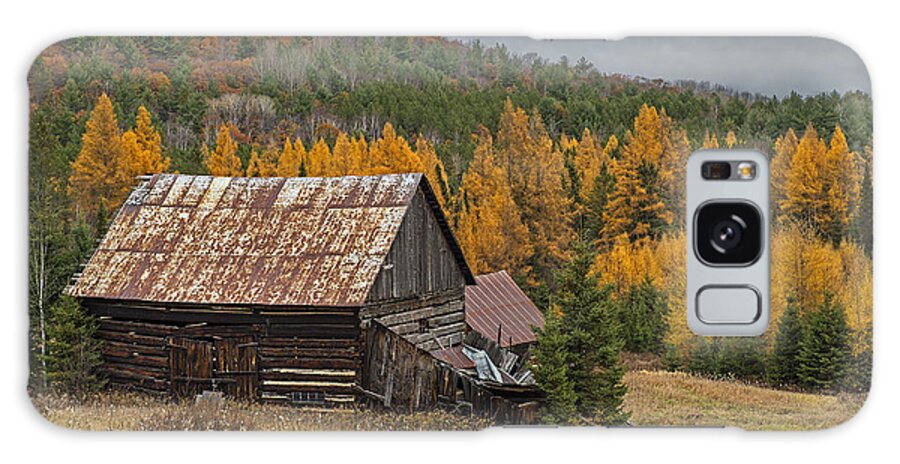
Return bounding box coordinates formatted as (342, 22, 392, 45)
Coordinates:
(797, 296, 851, 390)
(768, 299, 802, 386)
(42, 296, 104, 395)
(538, 242, 628, 424)
(530, 312, 577, 424)
(618, 277, 669, 354)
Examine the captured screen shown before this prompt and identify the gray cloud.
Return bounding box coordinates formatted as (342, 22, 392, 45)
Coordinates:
(460, 37, 870, 97)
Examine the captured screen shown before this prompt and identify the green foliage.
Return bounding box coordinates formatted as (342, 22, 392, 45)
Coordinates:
(685, 337, 768, 381)
(617, 278, 668, 354)
(797, 296, 852, 391)
(768, 300, 802, 386)
(42, 296, 105, 395)
(533, 242, 628, 425)
(530, 313, 577, 424)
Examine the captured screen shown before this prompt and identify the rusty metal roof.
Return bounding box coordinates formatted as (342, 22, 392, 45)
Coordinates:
(465, 271, 544, 347)
(69, 173, 473, 308)
(430, 345, 476, 370)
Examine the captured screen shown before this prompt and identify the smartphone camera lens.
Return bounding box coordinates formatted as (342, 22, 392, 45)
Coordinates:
(702, 162, 731, 180)
(695, 202, 762, 265)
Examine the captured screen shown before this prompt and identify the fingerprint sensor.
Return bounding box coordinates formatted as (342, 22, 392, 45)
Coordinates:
(696, 286, 761, 324)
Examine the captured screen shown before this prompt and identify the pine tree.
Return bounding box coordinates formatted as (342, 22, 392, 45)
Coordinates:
(797, 296, 851, 390)
(768, 299, 802, 386)
(204, 124, 243, 176)
(618, 277, 669, 354)
(68, 93, 131, 224)
(530, 312, 577, 424)
(42, 296, 104, 395)
(276, 138, 305, 177)
(549, 242, 628, 424)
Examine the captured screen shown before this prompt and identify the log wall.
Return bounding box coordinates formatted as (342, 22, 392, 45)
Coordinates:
(86, 300, 362, 405)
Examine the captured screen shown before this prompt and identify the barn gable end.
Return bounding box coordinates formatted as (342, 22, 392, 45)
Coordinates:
(361, 185, 473, 352)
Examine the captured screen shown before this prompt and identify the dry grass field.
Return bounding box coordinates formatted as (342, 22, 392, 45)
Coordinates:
(32, 393, 490, 431)
(623, 370, 867, 430)
(32, 370, 866, 431)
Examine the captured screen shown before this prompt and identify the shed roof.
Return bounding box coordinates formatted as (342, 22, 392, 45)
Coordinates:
(464, 271, 544, 347)
(69, 173, 474, 308)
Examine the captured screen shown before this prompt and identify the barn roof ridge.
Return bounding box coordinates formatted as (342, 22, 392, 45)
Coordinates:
(70, 172, 474, 308)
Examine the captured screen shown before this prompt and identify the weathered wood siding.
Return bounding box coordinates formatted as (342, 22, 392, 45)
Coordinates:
(359, 322, 538, 424)
(362, 189, 467, 350)
(360, 291, 465, 352)
(86, 300, 361, 405)
(367, 190, 466, 302)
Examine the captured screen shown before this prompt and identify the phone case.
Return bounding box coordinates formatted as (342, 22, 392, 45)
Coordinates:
(28, 36, 872, 431)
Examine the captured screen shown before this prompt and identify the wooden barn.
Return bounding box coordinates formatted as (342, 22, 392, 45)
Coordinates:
(68, 172, 476, 406)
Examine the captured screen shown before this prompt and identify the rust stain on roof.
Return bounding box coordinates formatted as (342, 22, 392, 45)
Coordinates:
(431, 345, 476, 370)
(465, 271, 544, 347)
(70, 173, 448, 308)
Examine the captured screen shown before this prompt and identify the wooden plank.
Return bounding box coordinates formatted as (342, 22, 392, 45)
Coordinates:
(101, 340, 167, 357)
(258, 346, 357, 358)
(258, 338, 358, 349)
(98, 319, 179, 336)
(264, 324, 359, 339)
(87, 303, 358, 326)
(259, 356, 359, 370)
(374, 302, 462, 327)
(95, 330, 166, 347)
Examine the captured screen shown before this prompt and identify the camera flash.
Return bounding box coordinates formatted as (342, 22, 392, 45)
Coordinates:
(737, 162, 756, 180)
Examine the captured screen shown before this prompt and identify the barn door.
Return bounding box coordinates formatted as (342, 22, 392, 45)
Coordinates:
(168, 337, 214, 398)
(168, 335, 259, 401)
(214, 336, 258, 400)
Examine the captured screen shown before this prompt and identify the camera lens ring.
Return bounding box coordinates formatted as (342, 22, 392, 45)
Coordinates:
(693, 201, 763, 266)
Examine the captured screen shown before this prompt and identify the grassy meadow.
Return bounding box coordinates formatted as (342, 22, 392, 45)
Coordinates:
(33, 368, 864, 431)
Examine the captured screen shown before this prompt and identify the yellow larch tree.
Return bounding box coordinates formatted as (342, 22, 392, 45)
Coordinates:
(122, 105, 169, 176)
(330, 132, 358, 176)
(414, 137, 449, 210)
(68, 93, 131, 222)
(305, 138, 332, 177)
(246, 147, 279, 178)
(822, 125, 861, 243)
(771, 128, 799, 220)
(205, 124, 243, 176)
(782, 123, 828, 228)
(351, 134, 369, 173)
(455, 128, 532, 279)
(369, 123, 423, 175)
(702, 130, 719, 149)
(573, 128, 604, 205)
(660, 112, 691, 227)
(724, 130, 738, 148)
(276, 138, 305, 177)
(600, 104, 672, 246)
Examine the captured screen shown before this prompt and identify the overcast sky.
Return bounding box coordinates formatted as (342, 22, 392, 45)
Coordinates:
(460, 37, 870, 97)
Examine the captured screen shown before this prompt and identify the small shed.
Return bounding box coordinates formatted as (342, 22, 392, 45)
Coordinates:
(464, 270, 544, 353)
(68, 173, 475, 405)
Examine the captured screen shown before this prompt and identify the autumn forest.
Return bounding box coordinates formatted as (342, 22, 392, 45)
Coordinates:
(29, 37, 872, 425)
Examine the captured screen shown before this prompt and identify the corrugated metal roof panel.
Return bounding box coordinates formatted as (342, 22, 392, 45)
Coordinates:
(69, 173, 453, 308)
(465, 271, 544, 347)
(431, 345, 476, 370)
